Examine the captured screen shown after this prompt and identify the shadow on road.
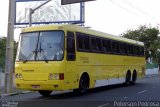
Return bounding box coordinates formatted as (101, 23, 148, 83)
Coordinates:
(37, 83, 145, 100)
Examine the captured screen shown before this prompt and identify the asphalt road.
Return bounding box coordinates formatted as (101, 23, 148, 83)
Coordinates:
(1, 75, 160, 107)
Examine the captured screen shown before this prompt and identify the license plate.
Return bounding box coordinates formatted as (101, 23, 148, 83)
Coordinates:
(32, 85, 40, 89)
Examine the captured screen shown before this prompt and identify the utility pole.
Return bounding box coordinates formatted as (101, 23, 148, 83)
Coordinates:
(4, 0, 15, 93)
(29, 0, 51, 27)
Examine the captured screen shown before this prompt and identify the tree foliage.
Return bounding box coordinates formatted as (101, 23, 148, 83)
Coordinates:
(0, 37, 6, 72)
(0, 37, 17, 72)
(121, 25, 160, 61)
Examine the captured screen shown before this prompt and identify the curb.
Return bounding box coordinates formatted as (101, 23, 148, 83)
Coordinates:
(0, 91, 32, 97)
(145, 74, 159, 78)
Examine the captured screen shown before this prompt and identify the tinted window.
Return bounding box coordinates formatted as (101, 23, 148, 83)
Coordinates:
(91, 37, 97, 51)
(67, 32, 75, 61)
(75, 32, 144, 57)
(106, 40, 112, 52)
(102, 39, 107, 52)
(76, 33, 90, 51)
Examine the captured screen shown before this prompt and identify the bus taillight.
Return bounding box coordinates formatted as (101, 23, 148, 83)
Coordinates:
(59, 73, 64, 80)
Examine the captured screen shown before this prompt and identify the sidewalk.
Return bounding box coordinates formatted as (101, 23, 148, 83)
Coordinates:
(0, 87, 31, 97)
(145, 68, 158, 75)
(0, 72, 31, 97)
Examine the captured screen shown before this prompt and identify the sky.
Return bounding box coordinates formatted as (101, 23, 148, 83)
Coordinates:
(1, 0, 160, 41)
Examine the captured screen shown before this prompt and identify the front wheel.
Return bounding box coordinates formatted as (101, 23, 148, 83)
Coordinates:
(73, 76, 88, 95)
(38, 90, 52, 97)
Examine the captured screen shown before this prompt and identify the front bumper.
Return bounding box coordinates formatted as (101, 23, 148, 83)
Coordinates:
(15, 80, 70, 91)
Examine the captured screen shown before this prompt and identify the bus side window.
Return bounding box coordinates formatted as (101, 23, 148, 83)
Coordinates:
(112, 41, 116, 53)
(91, 37, 96, 51)
(106, 40, 111, 53)
(141, 47, 144, 56)
(67, 32, 76, 61)
(124, 43, 128, 55)
(96, 38, 101, 52)
(102, 39, 107, 52)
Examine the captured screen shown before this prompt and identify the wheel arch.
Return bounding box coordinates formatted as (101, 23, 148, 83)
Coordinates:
(81, 72, 90, 88)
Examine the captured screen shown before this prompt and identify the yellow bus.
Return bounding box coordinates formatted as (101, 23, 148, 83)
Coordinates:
(15, 24, 145, 96)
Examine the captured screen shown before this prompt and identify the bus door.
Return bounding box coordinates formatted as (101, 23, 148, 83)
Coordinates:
(66, 31, 77, 88)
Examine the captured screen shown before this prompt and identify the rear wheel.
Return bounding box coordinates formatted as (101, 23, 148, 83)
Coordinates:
(131, 71, 137, 85)
(38, 90, 52, 97)
(73, 75, 88, 95)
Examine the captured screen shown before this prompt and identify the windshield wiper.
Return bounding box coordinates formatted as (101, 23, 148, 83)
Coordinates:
(39, 42, 48, 63)
(39, 49, 48, 63)
(23, 50, 36, 63)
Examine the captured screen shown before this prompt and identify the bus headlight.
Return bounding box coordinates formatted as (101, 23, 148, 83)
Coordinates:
(15, 73, 23, 79)
(48, 74, 54, 80)
(53, 74, 59, 80)
(49, 73, 58, 80)
(49, 73, 64, 80)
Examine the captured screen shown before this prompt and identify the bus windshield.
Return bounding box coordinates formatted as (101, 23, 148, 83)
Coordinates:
(16, 31, 64, 62)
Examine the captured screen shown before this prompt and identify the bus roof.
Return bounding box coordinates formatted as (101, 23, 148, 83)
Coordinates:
(22, 24, 144, 46)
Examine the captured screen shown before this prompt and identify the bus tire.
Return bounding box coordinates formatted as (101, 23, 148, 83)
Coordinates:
(73, 74, 89, 95)
(125, 71, 131, 86)
(38, 90, 52, 97)
(131, 70, 137, 85)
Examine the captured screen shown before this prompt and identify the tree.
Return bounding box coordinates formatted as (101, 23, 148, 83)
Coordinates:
(0, 37, 6, 72)
(0, 37, 17, 72)
(121, 25, 160, 61)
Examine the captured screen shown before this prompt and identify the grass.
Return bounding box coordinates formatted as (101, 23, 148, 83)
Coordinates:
(146, 62, 158, 69)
